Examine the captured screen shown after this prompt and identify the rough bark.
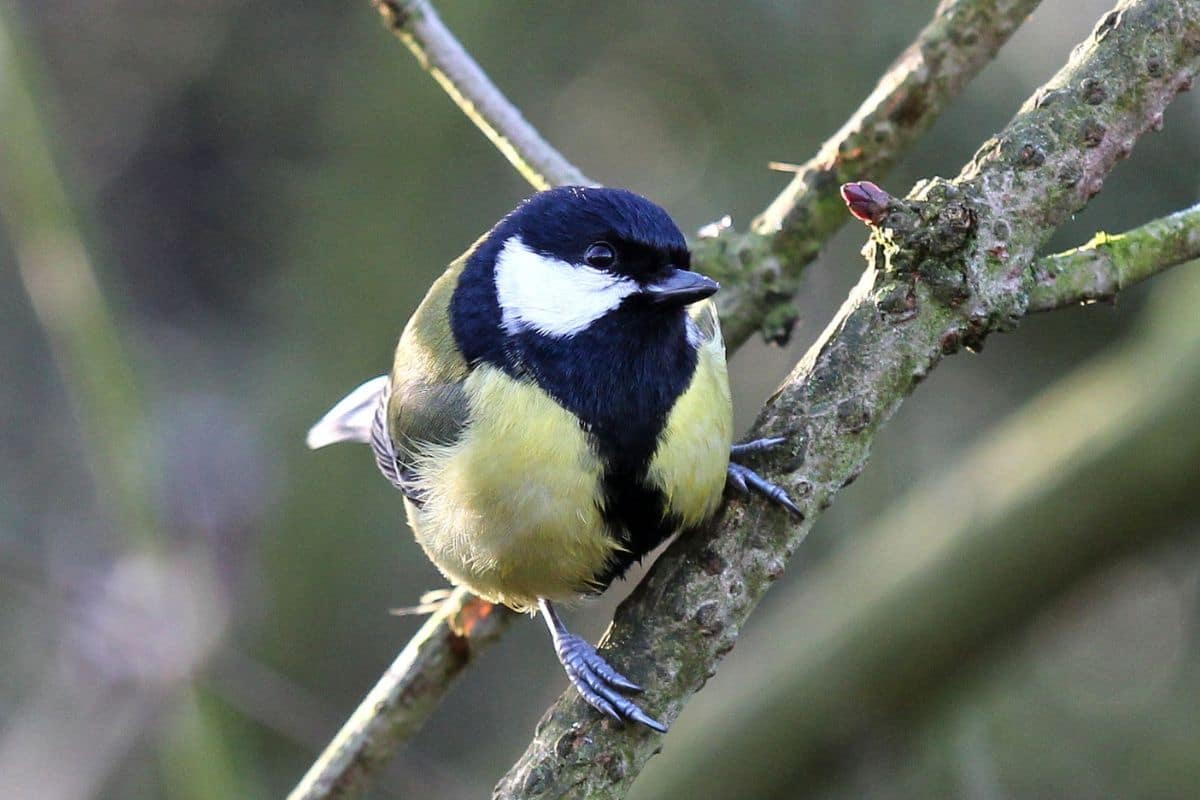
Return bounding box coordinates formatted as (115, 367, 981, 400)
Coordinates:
(637, 264, 1200, 799)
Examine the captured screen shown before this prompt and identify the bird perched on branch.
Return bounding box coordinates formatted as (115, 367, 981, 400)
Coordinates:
(308, 186, 798, 731)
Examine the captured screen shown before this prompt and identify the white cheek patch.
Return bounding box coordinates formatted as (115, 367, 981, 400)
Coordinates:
(493, 236, 638, 338)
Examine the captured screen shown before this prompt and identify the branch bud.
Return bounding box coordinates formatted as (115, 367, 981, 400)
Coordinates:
(841, 181, 892, 225)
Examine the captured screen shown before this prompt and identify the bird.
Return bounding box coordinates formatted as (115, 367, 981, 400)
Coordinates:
(307, 186, 799, 731)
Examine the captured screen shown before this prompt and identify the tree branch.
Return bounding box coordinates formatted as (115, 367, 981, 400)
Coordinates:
(639, 258, 1200, 799)
(495, 1, 1200, 796)
(1029, 202, 1200, 310)
(290, 1, 1046, 796)
(703, 0, 1044, 349)
(286, 587, 511, 800)
(371, 0, 593, 190)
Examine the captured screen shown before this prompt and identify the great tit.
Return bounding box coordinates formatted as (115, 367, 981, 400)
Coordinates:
(308, 186, 798, 731)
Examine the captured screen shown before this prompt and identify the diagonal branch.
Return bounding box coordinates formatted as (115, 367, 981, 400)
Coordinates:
(495, 1, 1200, 796)
(290, 2, 1046, 797)
(371, 0, 593, 189)
(641, 250, 1200, 799)
(286, 587, 510, 800)
(703, 0, 1045, 349)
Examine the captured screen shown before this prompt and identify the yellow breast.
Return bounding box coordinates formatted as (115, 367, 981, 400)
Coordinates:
(647, 332, 733, 527)
(405, 365, 621, 611)
(403, 311, 732, 611)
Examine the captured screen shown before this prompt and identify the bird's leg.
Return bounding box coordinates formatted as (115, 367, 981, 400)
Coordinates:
(538, 598, 666, 733)
(727, 437, 803, 516)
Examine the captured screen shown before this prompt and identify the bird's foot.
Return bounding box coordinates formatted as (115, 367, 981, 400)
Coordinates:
(728, 437, 803, 517)
(555, 631, 667, 732)
(540, 600, 666, 732)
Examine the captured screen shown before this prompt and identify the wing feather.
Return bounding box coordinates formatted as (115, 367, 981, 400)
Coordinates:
(307, 260, 473, 499)
(385, 260, 473, 477)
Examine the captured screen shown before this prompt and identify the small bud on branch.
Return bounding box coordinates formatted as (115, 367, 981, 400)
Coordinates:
(841, 181, 893, 225)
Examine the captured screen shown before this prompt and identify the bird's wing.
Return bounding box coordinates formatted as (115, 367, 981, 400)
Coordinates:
(385, 260, 472, 449)
(306, 261, 472, 502)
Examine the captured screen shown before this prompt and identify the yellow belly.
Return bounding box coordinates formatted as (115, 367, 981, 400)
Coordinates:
(646, 338, 733, 528)
(406, 335, 732, 612)
(405, 365, 620, 611)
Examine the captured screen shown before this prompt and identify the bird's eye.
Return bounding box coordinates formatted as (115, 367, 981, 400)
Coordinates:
(584, 242, 616, 269)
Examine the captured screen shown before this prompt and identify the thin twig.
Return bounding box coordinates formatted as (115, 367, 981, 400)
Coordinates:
(286, 587, 512, 800)
(496, 1, 1200, 795)
(371, 0, 593, 190)
(292, 1, 1046, 796)
(1029, 202, 1200, 310)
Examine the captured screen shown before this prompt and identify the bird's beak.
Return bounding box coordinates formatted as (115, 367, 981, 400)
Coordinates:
(641, 269, 719, 306)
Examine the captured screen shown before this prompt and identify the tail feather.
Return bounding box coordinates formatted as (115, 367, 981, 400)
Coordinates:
(305, 375, 389, 449)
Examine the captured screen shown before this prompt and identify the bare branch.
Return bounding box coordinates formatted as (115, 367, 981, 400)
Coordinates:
(286, 588, 512, 800)
(496, 1, 1200, 796)
(1029, 202, 1200, 310)
(372, 0, 593, 190)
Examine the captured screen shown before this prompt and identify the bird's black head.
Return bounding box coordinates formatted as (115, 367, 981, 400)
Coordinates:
(451, 187, 717, 349)
(450, 186, 717, 387)
(507, 186, 692, 283)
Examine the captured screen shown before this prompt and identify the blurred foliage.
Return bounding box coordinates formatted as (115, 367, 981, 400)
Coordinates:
(0, 1, 1197, 798)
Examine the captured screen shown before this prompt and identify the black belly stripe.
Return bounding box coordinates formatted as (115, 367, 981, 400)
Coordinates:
(508, 307, 697, 588)
(590, 474, 681, 588)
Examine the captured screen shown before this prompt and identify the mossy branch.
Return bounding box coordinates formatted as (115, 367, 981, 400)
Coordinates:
(1029, 202, 1200, 310)
(496, 1, 1200, 796)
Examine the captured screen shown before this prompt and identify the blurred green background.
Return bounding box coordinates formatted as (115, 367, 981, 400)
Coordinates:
(2, 1, 1198, 798)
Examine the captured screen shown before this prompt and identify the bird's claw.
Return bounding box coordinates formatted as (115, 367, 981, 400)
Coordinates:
(729, 436, 786, 457)
(727, 437, 803, 517)
(554, 632, 667, 733)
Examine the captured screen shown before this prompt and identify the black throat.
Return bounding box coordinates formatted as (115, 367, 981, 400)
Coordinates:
(507, 305, 697, 474)
(450, 251, 699, 585)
